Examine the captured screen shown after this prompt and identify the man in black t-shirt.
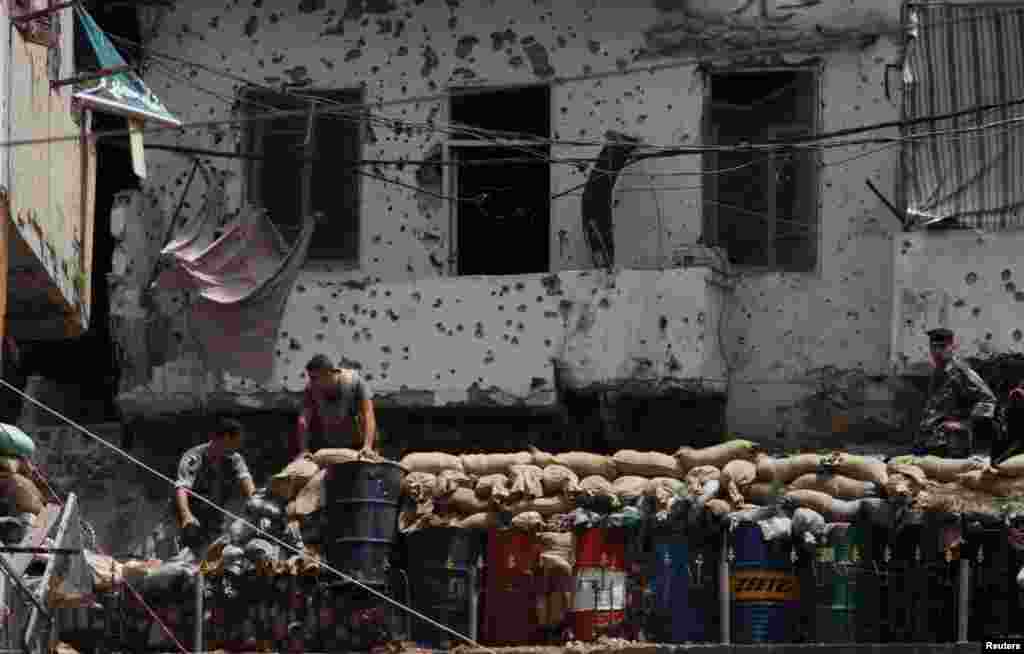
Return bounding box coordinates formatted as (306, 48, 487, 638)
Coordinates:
(174, 417, 255, 556)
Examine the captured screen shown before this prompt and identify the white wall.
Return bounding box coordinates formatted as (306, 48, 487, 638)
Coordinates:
(118, 0, 910, 445)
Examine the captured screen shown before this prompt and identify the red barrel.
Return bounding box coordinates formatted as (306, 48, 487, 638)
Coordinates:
(572, 528, 627, 641)
(482, 528, 542, 645)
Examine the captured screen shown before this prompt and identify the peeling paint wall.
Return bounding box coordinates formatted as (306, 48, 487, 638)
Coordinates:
(114, 0, 908, 446)
(892, 230, 1024, 376)
(7, 7, 97, 337)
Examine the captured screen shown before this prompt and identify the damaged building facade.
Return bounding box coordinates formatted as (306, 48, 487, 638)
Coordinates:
(91, 0, 1024, 535)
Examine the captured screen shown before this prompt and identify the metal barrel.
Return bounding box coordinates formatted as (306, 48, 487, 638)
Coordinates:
(406, 527, 483, 649)
(323, 460, 406, 586)
(964, 517, 1024, 642)
(885, 516, 958, 642)
(571, 527, 627, 642)
(813, 522, 880, 643)
(482, 527, 543, 646)
(646, 526, 716, 643)
(731, 522, 799, 644)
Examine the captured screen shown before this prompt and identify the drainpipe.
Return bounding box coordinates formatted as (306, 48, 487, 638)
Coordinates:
(957, 550, 969, 643)
(194, 568, 205, 654)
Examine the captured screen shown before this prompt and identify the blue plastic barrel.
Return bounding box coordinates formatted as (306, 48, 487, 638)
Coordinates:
(731, 522, 799, 644)
(647, 528, 710, 643)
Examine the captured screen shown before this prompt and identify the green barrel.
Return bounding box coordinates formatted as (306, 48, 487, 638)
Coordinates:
(813, 523, 880, 643)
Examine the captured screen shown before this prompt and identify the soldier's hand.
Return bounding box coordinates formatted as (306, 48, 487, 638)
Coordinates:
(942, 420, 964, 432)
(182, 515, 201, 531)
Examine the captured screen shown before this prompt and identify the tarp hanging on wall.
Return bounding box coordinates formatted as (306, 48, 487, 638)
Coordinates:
(903, 4, 1024, 230)
(152, 163, 316, 383)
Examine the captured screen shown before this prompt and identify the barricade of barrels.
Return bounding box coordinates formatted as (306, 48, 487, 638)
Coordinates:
(439, 515, 1024, 647)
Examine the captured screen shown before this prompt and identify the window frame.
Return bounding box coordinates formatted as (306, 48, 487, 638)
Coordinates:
(444, 83, 553, 277)
(701, 65, 823, 275)
(239, 86, 364, 269)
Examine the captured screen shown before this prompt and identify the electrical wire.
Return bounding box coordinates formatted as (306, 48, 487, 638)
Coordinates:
(0, 378, 495, 654)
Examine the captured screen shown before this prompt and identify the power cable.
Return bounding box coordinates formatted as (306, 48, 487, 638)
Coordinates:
(0, 378, 496, 654)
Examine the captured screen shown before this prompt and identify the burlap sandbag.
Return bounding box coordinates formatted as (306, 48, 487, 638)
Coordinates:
(311, 448, 359, 467)
(821, 452, 888, 486)
(647, 477, 685, 515)
(889, 455, 986, 483)
(435, 469, 473, 498)
(756, 453, 821, 483)
(269, 456, 320, 501)
(442, 487, 492, 515)
(400, 509, 452, 534)
(0, 457, 19, 475)
(790, 473, 877, 499)
(461, 452, 532, 477)
(956, 470, 1024, 496)
(554, 452, 618, 480)
(455, 512, 502, 531)
(884, 464, 931, 501)
(613, 450, 680, 478)
(400, 452, 463, 475)
(995, 453, 1024, 477)
(508, 465, 545, 502)
(743, 482, 781, 505)
(579, 475, 617, 505)
(684, 465, 721, 496)
(675, 440, 757, 472)
(508, 495, 575, 517)
(474, 474, 510, 501)
(287, 469, 327, 517)
(538, 531, 575, 575)
(403, 472, 438, 502)
(0, 473, 43, 515)
(612, 476, 649, 502)
(706, 498, 734, 518)
(722, 459, 757, 505)
(784, 489, 862, 522)
(529, 446, 557, 468)
(915, 483, 1001, 518)
(540, 465, 580, 498)
(510, 511, 545, 532)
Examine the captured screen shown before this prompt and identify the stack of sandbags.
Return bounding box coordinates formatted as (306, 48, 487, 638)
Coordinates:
(908, 453, 1024, 519)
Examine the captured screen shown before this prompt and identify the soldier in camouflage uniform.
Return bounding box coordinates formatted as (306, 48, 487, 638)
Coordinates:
(914, 328, 999, 458)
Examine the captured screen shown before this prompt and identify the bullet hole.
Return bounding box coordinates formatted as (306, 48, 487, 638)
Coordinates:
(320, 316, 329, 324)
(598, 298, 611, 309)
(484, 351, 495, 364)
(973, 307, 982, 317)
(411, 291, 422, 302)
(289, 338, 302, 350)
(353, 332, 362, 342)
(173, 331, 184, 343)
(370, 310, 378, 318)
(370, 290, 378, 298)
(544, 339, 552, 347)
(315, 333, 325, 341)
(517, 304, 527, 312)
(435, 322, 446, 333)
(965, 272, 979, 285)
(986, 332, 994, 341)
(1017, 292, 1024, 302)
(475, 322, 485, 338)
(505, 320, 513, 328)
(511, 336, 520, 345)
(503, 334, 510, 342)
(381, 346, 392, 354)
(457, 324, 464, 332)
(543, 311, 558, 319)
(953, 299, 966, 308)
(1008, 282, 1017, 293)
(515, 282, 525, 291)
(516, 322, 525, 332)
(501, 284, 510, 295)
(449, 369, 457, 375)
(1003, 269, 1013, 281)
(696, 312, 706, 324)
(498, 305, 504, 311)
(658, 316, 668, 332)
(386, 309, 399, 322)
(433, 298, 443, 308)
(1015, 329, 1024, 342)
(297, 284, 307, 293)
(531, 377, 547, 389)
(536, 296, 544, 303)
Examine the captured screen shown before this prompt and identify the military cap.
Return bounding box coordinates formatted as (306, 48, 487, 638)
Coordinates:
(305, 353, 334, 372)
(926, 328, 955, 344)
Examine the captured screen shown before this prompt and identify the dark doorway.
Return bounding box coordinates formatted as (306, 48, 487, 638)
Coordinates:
(450, 86, 550, 275)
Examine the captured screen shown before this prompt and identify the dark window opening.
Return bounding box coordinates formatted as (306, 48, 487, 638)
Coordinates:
(242, 88, 362, 263)
(704, 70, 818, 272)
(450, 86, 550, 276)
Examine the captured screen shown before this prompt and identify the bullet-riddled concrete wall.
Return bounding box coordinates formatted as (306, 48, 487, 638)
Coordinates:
(113, 0, 911, 447)
(893, 230, 1024, 376)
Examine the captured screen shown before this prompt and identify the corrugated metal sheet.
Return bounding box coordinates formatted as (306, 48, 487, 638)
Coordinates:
(904, 3, 1024, 230)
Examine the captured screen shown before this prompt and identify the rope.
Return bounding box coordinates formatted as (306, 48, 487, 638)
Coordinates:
(0, 378, 495, 654)
(21, 459, 191, 654)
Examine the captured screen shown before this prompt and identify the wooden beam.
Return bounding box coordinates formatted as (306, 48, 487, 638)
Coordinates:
(10, 1, 77, 24)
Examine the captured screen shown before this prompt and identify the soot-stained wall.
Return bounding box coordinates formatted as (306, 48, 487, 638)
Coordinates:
(113, 0, 912, 448)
